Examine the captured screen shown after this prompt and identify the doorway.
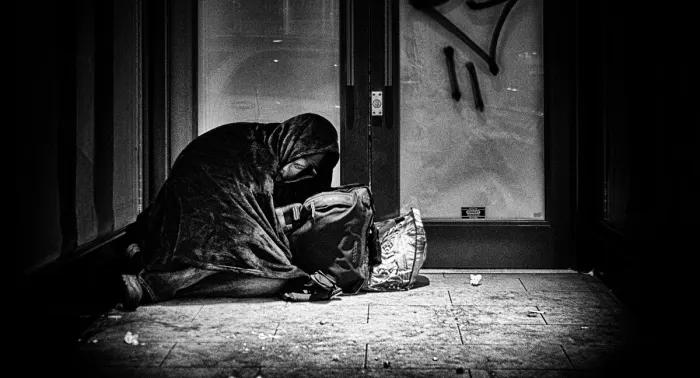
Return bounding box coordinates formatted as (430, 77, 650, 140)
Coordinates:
(194, 0, 576, 269)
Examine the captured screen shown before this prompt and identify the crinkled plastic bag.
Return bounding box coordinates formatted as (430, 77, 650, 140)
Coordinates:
(362, 207, 427, 291)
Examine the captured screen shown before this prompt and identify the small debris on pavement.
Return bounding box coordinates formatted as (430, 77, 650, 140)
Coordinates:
(470, 274, 482, 286)
(383, 360, 391, 368)
(107, 315, 122, 319)
(332, 354, 340, 361)
(257, 333, 279, 340)
(320, 320, 328, 325)
(581, 326, 589, 330)
(432, 356, 438, 361)
(91, 339, 98, 344)
(124, 331, 139, 346)
(527, 310, 545, 317)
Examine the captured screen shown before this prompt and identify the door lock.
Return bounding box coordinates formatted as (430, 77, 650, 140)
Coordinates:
(371, 91, 383, 116)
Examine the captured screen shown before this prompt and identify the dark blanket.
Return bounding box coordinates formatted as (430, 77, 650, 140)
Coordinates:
(125, 113, 339, 280)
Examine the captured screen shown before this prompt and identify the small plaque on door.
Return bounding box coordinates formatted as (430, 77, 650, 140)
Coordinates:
(371, 91, 383, 116)
(461, 207, 486, 219)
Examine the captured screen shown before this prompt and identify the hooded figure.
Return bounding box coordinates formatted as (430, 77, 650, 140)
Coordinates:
(118, 113, 339, 309)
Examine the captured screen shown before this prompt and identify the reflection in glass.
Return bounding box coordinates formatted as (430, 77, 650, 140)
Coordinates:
(198, 0, 341, 186)
(399, 0, 544, 220)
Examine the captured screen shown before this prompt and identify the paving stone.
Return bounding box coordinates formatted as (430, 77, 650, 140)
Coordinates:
(67, 273, 640, 375)
(539, 305, 637, 326)
(274, 318, 461, 345)
(184, 321, 281, 343)
(163, 297, 284, 307)
(448, 289, 531, 306)
(517, 273, 605, 292)
(451, 306, 546, 325)
(449, 289, 617, 307)
(277, 303, 369, 324)
(161, 341, 267, 367)
(273, 322, 370, 344)
(365, 305, 461, 344)
(81, 315, 279, 343)
(458, 324, 634, 346)
(269, 322, 417, 345)
(260, 368, 370, 377)
(363, 321, 462, 345)
(363, 368, 472, 377)
(366, 343, 572, 370)
(368, 305, 457, 325)
(76, 340, 175, 366)
(441, 274, 526, 291)
(193, 299, 290, 324)
(107, 303, 203, 323)
(191, 301, 290, 339)
(526, 291, 618, 307)
(262, 341, 366, 369)
(563, 344, 642, 372)
(338, 288, 452, 305)
(78, 366, 262, 377)
(470, 369, 597, 378)
(82, 304, 204, 342)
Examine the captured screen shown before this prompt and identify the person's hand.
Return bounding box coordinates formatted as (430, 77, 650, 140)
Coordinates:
(275, 203, 305, 233)
(280, 271, 342, 302)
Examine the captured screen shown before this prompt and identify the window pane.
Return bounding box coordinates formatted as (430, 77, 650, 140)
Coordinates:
(198, 0, 341, 186)
(399, 0, 544, 220)
(75, 0, 141, 245)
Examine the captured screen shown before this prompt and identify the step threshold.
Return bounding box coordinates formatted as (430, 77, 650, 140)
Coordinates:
(421, 268, 579, 274)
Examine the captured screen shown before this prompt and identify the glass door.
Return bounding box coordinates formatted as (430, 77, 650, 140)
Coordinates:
(370, 0, 576, 268)
(398, 0, 544, 221)
(198, 0, 343, 186)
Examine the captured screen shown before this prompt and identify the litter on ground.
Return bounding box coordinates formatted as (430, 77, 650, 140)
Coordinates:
(527, 310, 545, 317)
(124, 331, 140, 345)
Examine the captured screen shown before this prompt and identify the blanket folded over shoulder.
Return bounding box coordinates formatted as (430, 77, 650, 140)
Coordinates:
(125, 113, 340, 281)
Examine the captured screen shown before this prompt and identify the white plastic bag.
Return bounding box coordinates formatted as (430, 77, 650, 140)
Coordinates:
(362, 207, 427, 291)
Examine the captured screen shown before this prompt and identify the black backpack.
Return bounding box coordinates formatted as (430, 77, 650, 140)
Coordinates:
(277, 184, 381, 300)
